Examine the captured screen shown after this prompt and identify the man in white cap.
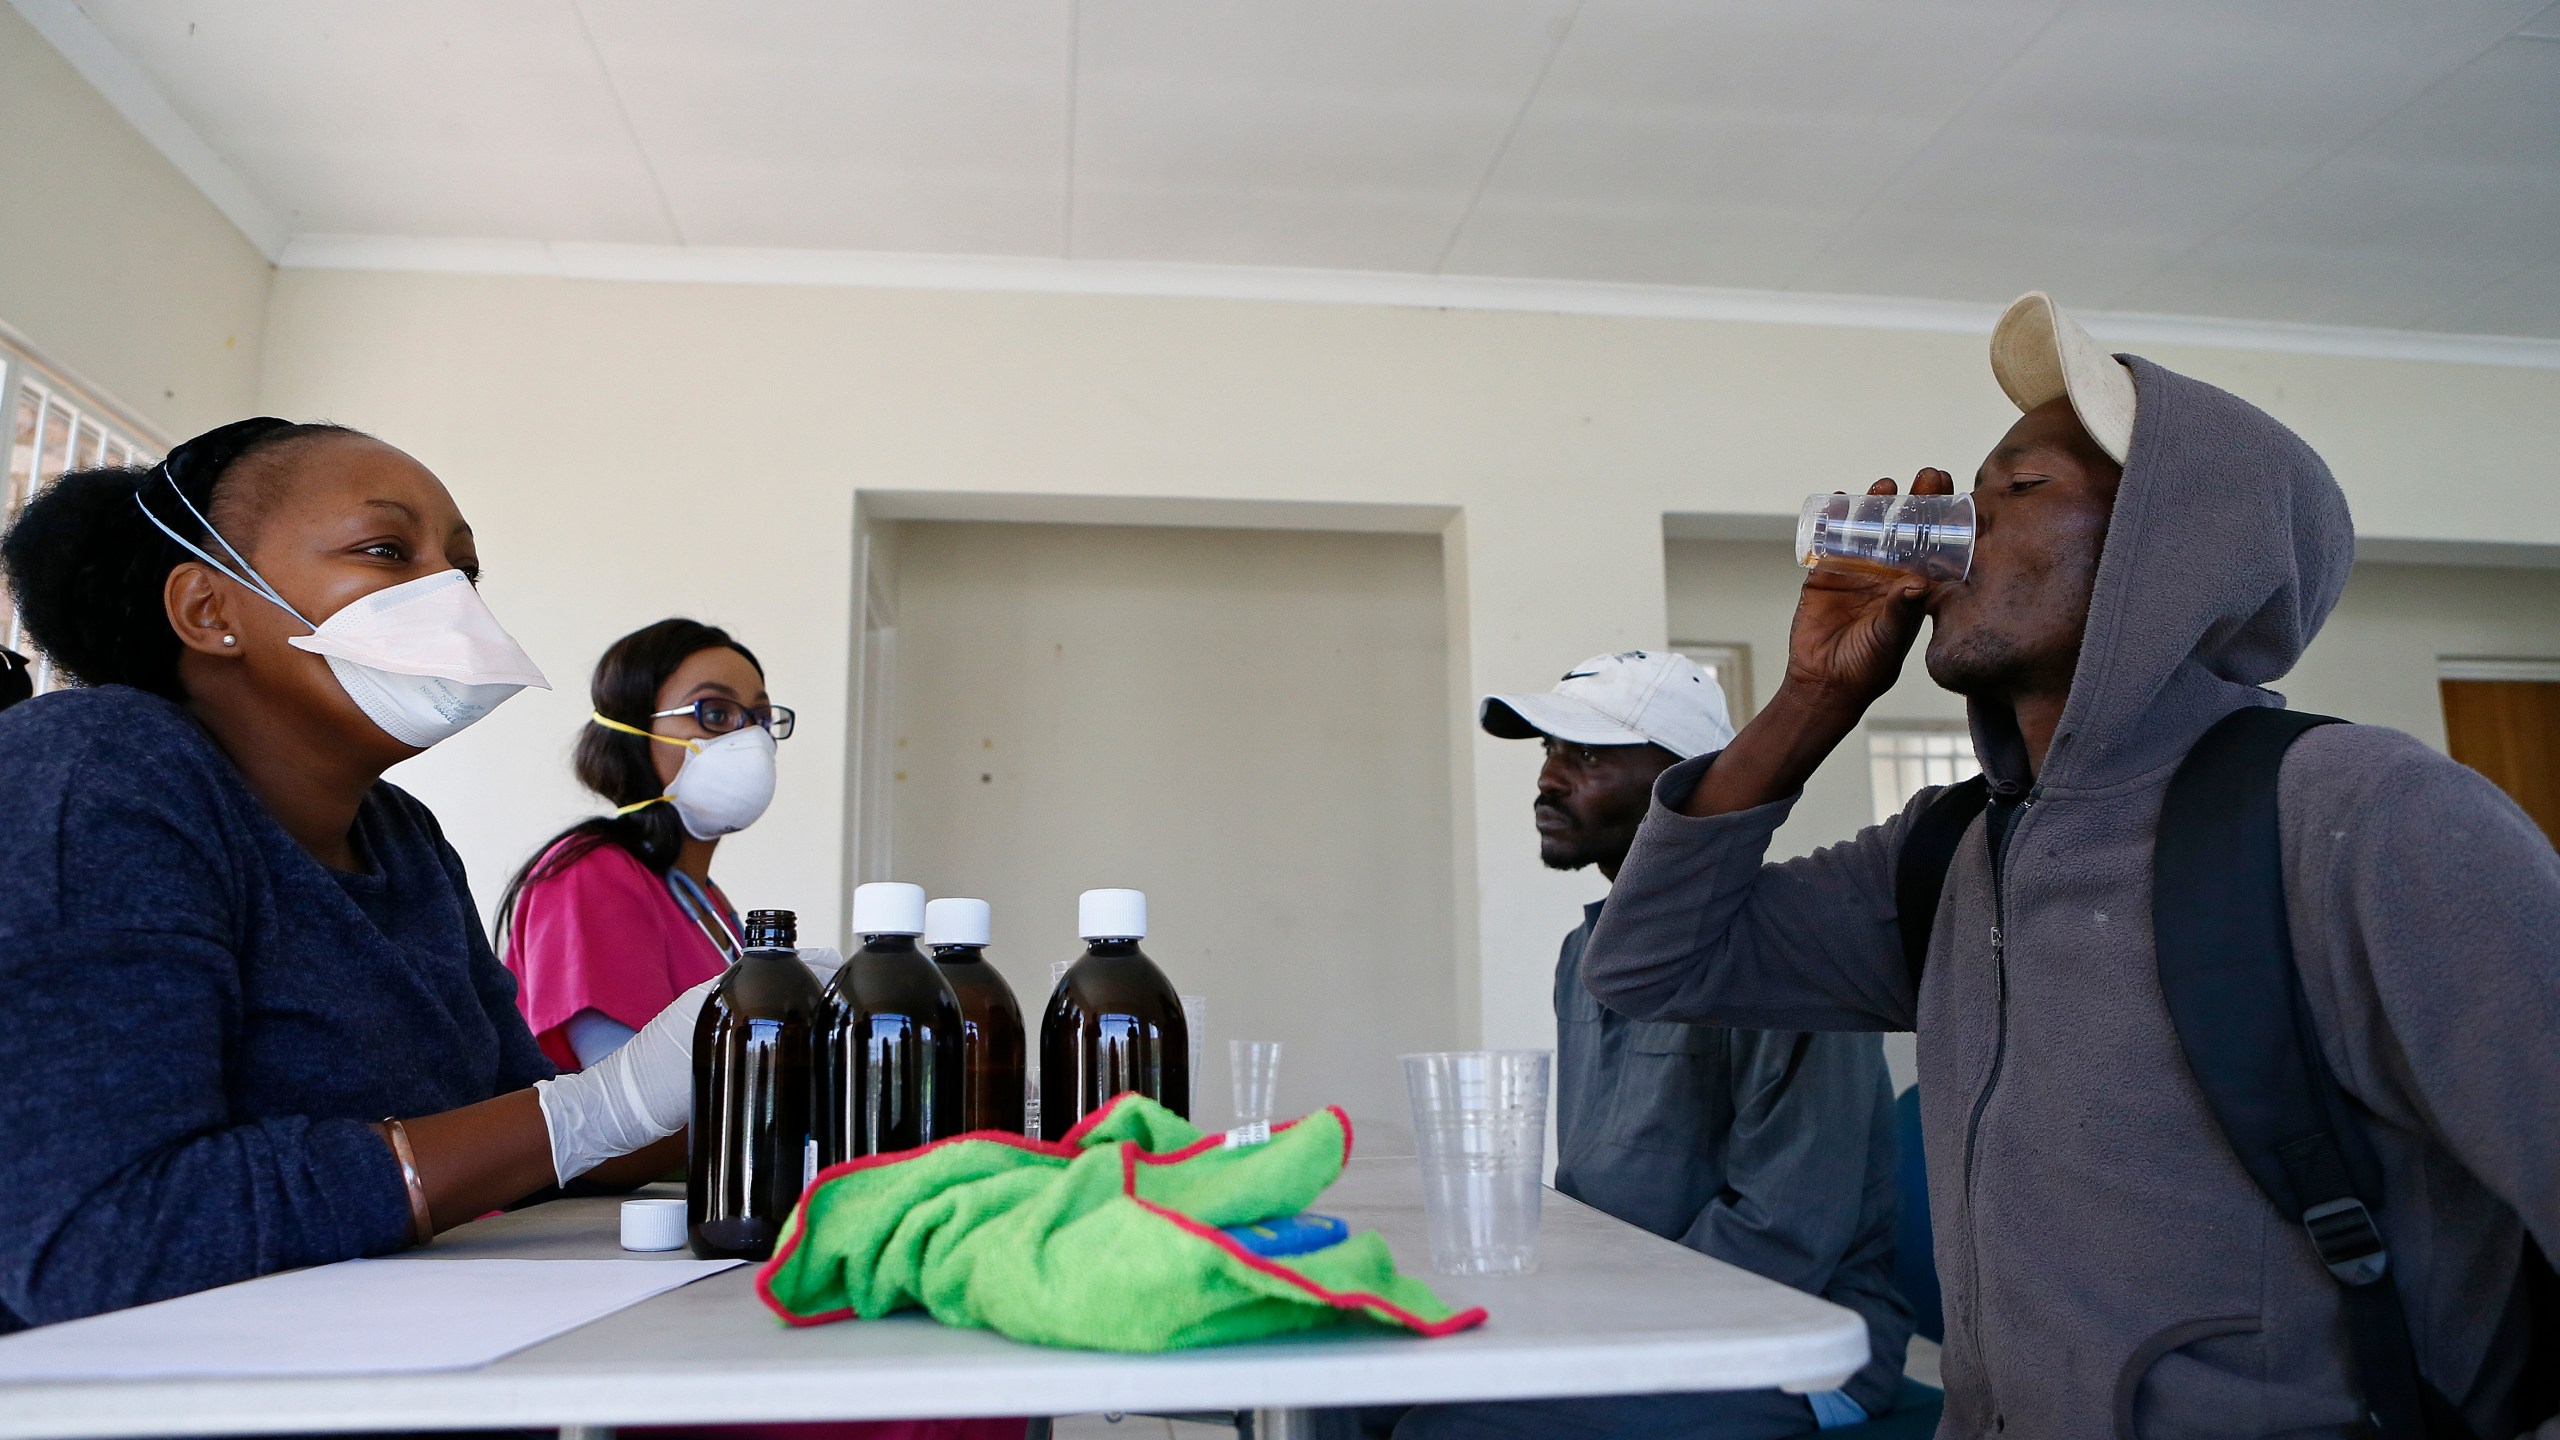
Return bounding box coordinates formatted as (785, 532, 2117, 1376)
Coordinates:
(1355, 652, 1912, 1440)
(1584, 295, 2560, 1436)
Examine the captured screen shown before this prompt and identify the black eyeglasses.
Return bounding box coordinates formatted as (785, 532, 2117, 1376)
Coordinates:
(653, 698, 796, 740)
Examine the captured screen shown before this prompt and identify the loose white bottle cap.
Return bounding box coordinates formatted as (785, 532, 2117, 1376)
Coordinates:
(852, 881, 927, 937)
(1078, 887, 1147, 941)
(925, 897, 992, 948)
(620, 1197, 686, 1252)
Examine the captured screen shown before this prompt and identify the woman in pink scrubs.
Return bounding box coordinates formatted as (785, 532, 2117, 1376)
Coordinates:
(500, 618, 780, 1071)
(502, 621, 1021, 1440)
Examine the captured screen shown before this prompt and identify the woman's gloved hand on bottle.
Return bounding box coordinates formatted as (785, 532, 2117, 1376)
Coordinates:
(533, 976, 715, 1184)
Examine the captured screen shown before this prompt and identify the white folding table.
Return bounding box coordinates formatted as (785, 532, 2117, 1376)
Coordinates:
(0, 1157, 1866, 1437)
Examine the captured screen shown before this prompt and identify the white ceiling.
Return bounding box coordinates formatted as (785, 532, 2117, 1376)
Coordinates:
(39, 0, 2560, 339)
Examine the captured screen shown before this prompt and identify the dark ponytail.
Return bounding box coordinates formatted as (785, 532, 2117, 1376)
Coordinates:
(495, 618, 764, 948)
(0, 417, 360, 698)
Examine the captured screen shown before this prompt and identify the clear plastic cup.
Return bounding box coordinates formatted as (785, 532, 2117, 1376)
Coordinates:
(1796, 491, 1976, 583)
(1229, 1040, 1283, 1144)
(1181, 994, 1208, 1107)
(1400, 1050, 1551, 1276)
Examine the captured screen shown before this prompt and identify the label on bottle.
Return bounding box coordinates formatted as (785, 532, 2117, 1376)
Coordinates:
(1222, 1122, 1271, 1149)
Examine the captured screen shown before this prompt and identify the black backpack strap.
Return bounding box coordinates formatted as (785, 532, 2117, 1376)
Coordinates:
(1895, 774, 1989, 992)
(2155, 707, 2467, 1439)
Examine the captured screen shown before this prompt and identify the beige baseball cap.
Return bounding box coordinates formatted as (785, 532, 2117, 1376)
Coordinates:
(1989, 291, 2136, 465)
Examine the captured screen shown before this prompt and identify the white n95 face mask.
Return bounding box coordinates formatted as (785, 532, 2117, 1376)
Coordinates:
(592, 713, 778, 840)
(138, 488, 549, 749)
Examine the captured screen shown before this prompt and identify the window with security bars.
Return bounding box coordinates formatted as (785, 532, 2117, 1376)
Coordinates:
(3, 342, 161, 686)
(1867, 722, 1979, 827)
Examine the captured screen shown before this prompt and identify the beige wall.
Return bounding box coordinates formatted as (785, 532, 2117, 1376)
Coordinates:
(882, 520, 1456, 1132)
(254, 266, 2560, 1062)
(0, 3, 268, 438)
(2286, 563, 2560, 747)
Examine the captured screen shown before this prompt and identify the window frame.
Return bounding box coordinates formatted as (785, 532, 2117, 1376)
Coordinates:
(2, 327, 167, 690)
(1670, 639, 1755, 725)
(1865, 718, 1979, 828)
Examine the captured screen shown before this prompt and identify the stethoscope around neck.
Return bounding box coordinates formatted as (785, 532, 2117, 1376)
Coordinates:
(664, 867, 743, 963)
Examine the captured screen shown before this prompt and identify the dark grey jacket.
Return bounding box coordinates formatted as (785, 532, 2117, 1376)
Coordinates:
(1555, 900, 1911, 1418)
(1584, 357, 2560, 1439)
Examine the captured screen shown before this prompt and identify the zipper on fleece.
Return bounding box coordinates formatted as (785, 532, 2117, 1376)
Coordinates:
(1958, 783, 2038, 1409)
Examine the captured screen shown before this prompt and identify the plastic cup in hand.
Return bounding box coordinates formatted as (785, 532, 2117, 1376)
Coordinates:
(1401, 1050, 1551, 1277)
(1797, 491, 1975, 583)
(1228, 1040, 1283, 1145)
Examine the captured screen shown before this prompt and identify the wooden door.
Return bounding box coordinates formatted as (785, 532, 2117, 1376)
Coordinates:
(2440, 679, 2560, 846)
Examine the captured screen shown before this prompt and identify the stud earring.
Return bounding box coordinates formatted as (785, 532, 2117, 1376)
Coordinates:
(220, 635, 237, 647)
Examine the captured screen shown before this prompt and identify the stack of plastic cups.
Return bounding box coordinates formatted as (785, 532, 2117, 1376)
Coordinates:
(1400, 1050, 1552, 1276)
(1228, 1039, 1282, 1146)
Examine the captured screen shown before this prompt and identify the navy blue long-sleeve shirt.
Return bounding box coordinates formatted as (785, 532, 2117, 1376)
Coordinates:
(0, 685, 553, 1330)
(1555, 899, 1912, 1419)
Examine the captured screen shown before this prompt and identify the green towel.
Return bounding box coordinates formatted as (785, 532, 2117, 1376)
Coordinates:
(755, 1094, 1487, 1351)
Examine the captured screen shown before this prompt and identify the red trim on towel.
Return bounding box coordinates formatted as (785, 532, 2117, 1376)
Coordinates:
(754, 1097, 1479, 1339)
(1116, 1143, 1487, 1338)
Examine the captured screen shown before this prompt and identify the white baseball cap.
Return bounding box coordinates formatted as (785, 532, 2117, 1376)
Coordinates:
(1989, 291, 2137, 465)
(1480, 650, 1735, 760)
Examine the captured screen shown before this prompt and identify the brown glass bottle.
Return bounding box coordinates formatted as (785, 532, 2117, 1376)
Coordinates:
(933, 943, 1026, 1135)
(687, 908, 824, 1261)
(1039, 889, 1188, 1139)
(822, 884, 965, 1163)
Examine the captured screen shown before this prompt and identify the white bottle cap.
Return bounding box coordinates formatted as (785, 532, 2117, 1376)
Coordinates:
(925, 898, 992, 948)
(1078, 887, 1147, 941)
(620, 1197, 686, 1252)
(851, 881, 926, 937)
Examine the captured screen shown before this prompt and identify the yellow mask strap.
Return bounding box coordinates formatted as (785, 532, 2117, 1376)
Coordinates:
(590, 711, 700, 817)
(590, 710, 705, 754)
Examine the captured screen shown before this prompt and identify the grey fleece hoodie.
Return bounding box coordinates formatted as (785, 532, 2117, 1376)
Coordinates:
(1584, 356, 2560, 1439)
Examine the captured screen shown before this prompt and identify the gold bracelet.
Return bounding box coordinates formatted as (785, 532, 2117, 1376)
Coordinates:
(382, 1117, 434, 1245)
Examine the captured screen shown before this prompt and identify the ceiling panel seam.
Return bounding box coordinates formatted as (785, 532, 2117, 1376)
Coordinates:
(1062, 0, 1080, 260)
(2099, 22, 2537, 318)
(565, 0, 687, 247)
(2413, 237, 2560, 334)
(1776, 0, 2075, 294)
(1431, 0, 1583, 275)
(7, 0, 286, 259)
(2407, 225, 2560, 334)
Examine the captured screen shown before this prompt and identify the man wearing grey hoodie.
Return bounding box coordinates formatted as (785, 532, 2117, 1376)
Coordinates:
(1582, 292, 2559, 1438)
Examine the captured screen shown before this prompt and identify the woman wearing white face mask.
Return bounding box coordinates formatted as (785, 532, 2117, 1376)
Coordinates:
(0, 419, 711, 1329)
(499, 620, 791, 1069)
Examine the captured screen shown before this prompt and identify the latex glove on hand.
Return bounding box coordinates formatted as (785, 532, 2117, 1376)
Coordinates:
(534, 975, 715, 1185)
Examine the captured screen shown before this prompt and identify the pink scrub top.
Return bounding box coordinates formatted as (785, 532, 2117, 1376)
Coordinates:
(509, 840, 1022, 1440)
(505, 837, 732, 1072)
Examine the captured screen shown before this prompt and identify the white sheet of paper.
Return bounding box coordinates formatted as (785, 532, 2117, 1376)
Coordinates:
(0, 1257, 743, 1381)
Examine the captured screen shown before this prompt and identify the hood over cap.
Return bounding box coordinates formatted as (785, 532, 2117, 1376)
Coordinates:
(1971, 355, 2356, 794)
(1581, 317, 2559, 1440)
